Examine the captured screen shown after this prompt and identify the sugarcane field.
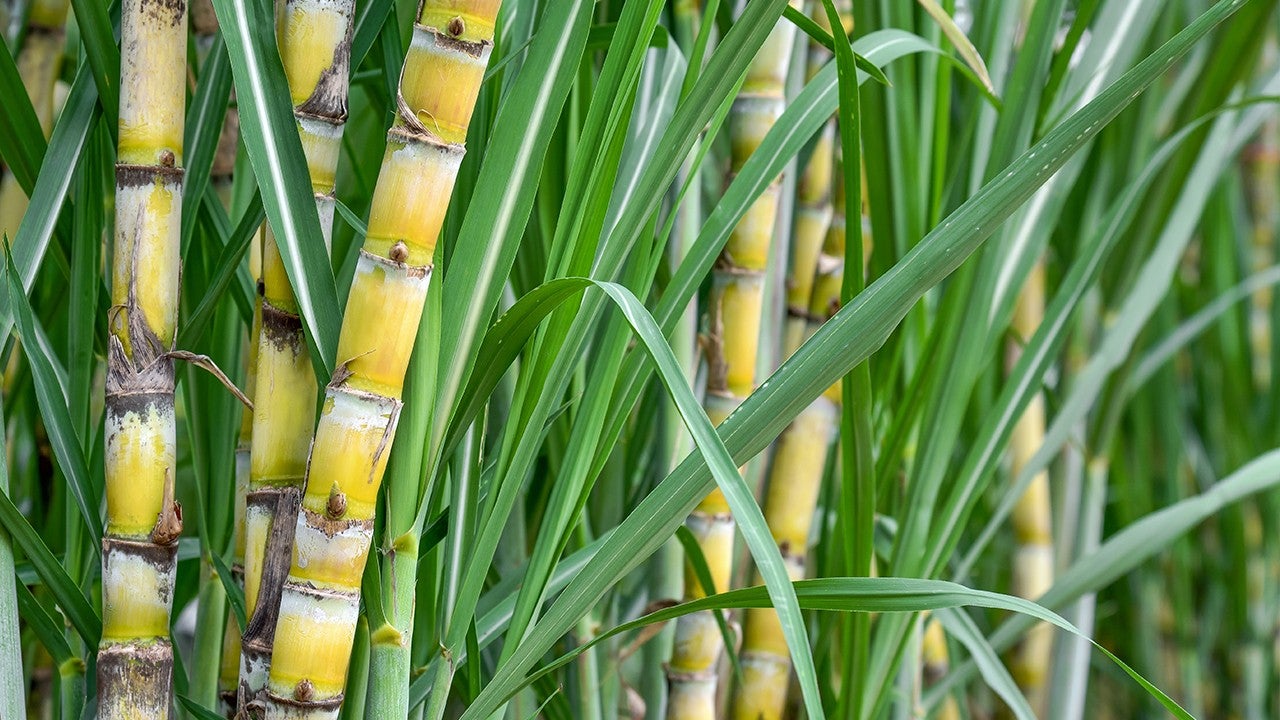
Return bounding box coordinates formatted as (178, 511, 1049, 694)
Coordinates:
(6, 0, 1280, 717)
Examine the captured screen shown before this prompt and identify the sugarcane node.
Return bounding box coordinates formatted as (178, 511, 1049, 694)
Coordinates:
(326, 483, 347, 519)
(663, 665, 716, 683)
(447, 15, 465, 36)
(159, 149, 176, 168)
(115, 162, 185, 187)
(260, 301, 305, 351)
(426, 26, 490, 57)
(389, 240, 410, 263)
(139, 0, 186, 27)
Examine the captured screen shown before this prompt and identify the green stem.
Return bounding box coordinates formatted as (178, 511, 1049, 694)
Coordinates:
(343, 617, 372, 720)
(189, 560, 228, 713)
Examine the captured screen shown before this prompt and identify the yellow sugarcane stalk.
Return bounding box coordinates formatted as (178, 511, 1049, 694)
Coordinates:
(236, 0, 355, 706)
(0, 0, 71, 240)
(667, 7, 801, 720)
(259, 3, 498, 717)
(98, 0, 187, 716)
(732, 143, 863, 720)
(1007, 259, 1053, 715)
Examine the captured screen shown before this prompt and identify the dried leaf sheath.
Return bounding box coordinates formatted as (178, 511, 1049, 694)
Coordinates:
(238, 0, 355, 706)
(262, 3, 498, 717)
(667, 5, 802, 720)
(99, 0, 188, 717)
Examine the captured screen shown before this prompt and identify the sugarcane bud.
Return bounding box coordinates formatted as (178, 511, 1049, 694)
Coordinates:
(293, 678, 314, 701)
(326, 483, 347, 519)
(389, 240, 410, 263)
(448, 16, 465, 37)
(160, 149, 176, 168)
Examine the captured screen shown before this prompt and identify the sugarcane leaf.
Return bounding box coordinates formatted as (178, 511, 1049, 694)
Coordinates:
(208, 549, 246, 633)
(0, 39, 46, 192)
(0, 480, 100, 645)
(933, 608, 1034, 720)
(13, 580, 73, 666)
(934, 447, 1280, 710)
(179, 190, 265, 346)
(0, 64, 98, 343)
(1130, 263, 1280, 394)
(351, 0, 395, 73)
(209, 0, 341, 379)
(781, 6, 890, 87)
(916, 0, 994, 93)
(67, 0, 120, 126)
(471, 0, 1251, 710)
(3, 241, 102, 545)
(360, 542, 390, 633)
(958, 75, 1280, 577)
(333, 197, 368, 237)
(181, 33, 235, 251)
(177, 694, 228, 720)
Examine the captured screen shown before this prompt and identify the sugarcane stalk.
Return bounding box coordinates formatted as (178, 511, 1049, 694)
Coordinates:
(98, 0, 188, 716)
(237, 0, 355, 707)
(260, 3, 498, 717)
(0, 0, 70, 240)
(1006, 259, 1054, 715)
(667, 7, 801, 720)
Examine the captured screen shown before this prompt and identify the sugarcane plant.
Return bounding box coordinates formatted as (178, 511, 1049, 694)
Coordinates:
(6, 0, 1280, 719)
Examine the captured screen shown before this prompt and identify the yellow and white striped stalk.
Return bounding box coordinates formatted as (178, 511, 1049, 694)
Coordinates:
(0, 0, 71, 239)
(1007, 260, 1053, 715)
(667, 7, 801, 720)
(261, 3, 497, 717)
(99, 0, 187, 716)
(237, 0, 355, 707)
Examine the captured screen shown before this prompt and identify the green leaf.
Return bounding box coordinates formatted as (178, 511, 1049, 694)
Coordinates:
(181, 34, 236, 251)
(4, 242, 102, 545)
(208, 549, 246, 633)
(0, 64, 99, 343)
(179, 190, 265, 347)
(0, 481, 100, 646)
(210, 0, 341, 379)
(934, 447, 1280, 711)
(14, 580, 73, 666)
(67, 0, 120, 126)
(0, 39, 46, 192)
(916, 0, 995, 94)
(177, 694, 230, 720)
